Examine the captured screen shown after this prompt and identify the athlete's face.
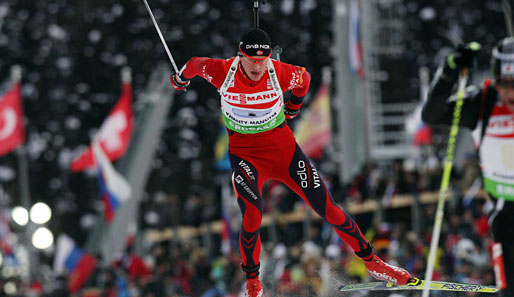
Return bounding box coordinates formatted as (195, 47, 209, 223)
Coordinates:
(496, 78, 514, 112)
(241, 56, 269, 81)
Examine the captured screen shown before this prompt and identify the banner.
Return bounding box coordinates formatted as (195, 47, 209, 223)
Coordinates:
(294, 84, 332, 159)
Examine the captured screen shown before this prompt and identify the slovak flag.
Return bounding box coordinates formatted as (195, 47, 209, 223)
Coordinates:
(92, 140, 131, 223)
(0, 82, 25, 156)
(70, 82, 134, 172)
(53, 234, 98, 293)
(349, 0, 364, 78)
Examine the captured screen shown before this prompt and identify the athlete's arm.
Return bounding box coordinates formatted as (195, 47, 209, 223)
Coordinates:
(422, 61, 482, 130)
(277, 61, 311, 119)
(180, 57, 228, 89)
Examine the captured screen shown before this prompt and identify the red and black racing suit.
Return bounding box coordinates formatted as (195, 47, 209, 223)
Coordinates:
(182, 56, 373, 277)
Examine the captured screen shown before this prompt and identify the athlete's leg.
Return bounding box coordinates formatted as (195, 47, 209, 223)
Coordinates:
(489, 199, 514, 297)
(280, 144, 371, 254)
(229, 153, 264, 280)
(279, 143, 412, 284)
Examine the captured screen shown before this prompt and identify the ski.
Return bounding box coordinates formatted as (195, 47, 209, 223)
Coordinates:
(339, 278, 499, 293)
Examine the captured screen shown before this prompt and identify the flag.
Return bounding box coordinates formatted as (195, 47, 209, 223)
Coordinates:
(70, 82, 134, 172)
(0, 82, 25, 156)
(214, 118, 231, 171)
(53, 234, 98, 293)
(349, 0, 364, 78)
(407, 67, 433, 146)
(93, 141, 131, 223)
(294, 84, 332, 159)
(413, 125, 433, 145)
(381, 182, 396, 209)
(405, 100, 433, 146)
(0, 210, 14, 259)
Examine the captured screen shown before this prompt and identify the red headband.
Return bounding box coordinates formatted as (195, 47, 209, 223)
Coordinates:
(239, 44, 272, 61)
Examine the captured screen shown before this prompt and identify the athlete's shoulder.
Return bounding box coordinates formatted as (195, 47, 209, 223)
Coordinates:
(272, 59, 307, 75)
(271, 59, 309, 91)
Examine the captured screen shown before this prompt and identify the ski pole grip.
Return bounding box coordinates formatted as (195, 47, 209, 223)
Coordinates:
(253, 0, 260, 28)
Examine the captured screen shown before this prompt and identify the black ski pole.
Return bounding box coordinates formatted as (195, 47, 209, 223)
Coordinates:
(502, 0, 514, 37)
(253, 0, 267, 28)
(253, 0, 260, 28)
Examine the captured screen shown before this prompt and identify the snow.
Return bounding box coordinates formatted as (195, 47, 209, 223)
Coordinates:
(419, 7, 436, 21)
(47, 24, 67, 40)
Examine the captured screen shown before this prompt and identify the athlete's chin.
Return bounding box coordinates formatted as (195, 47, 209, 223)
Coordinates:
(249, 74, 264, 81)
(503, 99, 514, 112)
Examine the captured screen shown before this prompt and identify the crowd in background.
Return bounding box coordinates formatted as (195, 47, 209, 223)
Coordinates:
(1, 151, 489, 297)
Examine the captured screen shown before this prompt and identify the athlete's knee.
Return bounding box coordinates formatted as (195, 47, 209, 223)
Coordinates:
(324, 202, 346, 225)
(242, 206, 262, 232)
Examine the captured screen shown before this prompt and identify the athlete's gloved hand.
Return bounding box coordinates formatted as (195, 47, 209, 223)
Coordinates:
(170, 73, 190, 91)
(447, 42, 481, 71)
(284, 95, 303, 119)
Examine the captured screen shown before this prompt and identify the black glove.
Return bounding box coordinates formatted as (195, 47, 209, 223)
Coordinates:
(170, 73, 190, 91)
(284, 95, 303, 119)
(446, 42, 481, 71)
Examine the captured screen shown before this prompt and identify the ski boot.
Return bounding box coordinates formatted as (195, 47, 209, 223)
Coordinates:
(244, 278, 263, 297)
(364, 254, 412, 285)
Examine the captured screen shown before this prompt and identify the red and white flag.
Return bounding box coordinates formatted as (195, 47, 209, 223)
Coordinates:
(70, 83, 134, 172)
(0, 82, 25, 156)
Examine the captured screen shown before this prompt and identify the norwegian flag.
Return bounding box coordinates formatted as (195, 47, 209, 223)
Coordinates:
(0, 82, 25, 156)
(70, 82, 134, 172)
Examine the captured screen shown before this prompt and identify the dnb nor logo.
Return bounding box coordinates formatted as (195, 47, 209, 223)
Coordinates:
(245, 44, 270, 49)
(502, 62, 514, 75)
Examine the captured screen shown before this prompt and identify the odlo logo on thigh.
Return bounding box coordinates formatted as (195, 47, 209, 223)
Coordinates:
(297, 160, 309, 188)
(297, 160, 321, 189)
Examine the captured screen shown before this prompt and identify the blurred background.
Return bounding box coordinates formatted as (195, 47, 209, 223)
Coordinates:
(0, 0, 510, 296)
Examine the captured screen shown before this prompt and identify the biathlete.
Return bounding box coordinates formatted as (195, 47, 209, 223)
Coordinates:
(171, 28, 413, 297)
(423, 39, 514, 297)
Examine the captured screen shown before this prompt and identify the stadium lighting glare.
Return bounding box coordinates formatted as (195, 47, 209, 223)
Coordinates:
(30, 202, 52, 224)
(11, 206, 28, 226)
(31, 227, 54, 250)
(3, 281, 16, 295)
